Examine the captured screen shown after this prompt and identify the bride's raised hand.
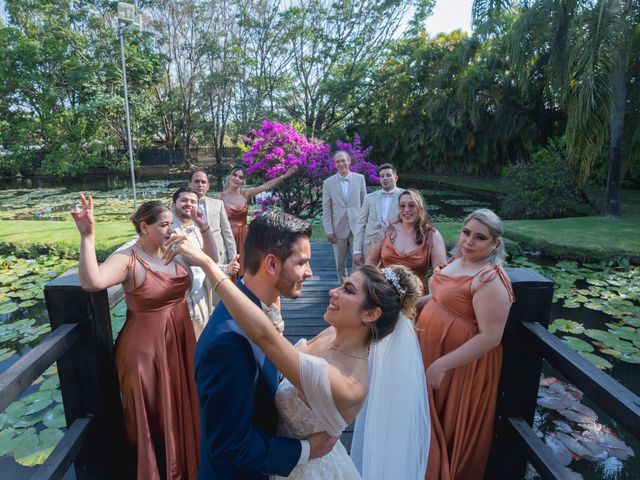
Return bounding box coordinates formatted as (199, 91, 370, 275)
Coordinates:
(70, 193, 95, 237)
(163, 235, 214, 269)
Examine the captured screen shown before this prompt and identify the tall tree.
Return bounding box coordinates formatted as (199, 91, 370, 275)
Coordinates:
(473, 0, 640, 217)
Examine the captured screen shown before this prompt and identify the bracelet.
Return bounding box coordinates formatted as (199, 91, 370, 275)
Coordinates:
(200, 225, 210, 234)
(213, 276, 229, 292)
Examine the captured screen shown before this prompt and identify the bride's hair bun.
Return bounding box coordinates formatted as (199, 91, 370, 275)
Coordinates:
(358, 265, 422, 344)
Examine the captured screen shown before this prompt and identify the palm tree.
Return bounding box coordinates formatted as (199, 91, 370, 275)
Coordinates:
(472, 0, 638, 217)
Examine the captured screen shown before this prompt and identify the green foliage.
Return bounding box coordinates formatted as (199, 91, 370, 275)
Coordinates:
(501, 139, 590, 219)
(353, 28, 562, 177)
(0, 0, 163, 176)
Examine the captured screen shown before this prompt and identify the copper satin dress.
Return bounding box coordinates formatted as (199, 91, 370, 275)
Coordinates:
(379, 223, 436, 293)
(219, 191, 249, 281)
(416, 263, 514, 480)
(115, 251, 200, 480)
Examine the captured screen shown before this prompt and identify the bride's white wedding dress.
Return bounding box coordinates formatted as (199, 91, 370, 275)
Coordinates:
(272, 341, 361, 480)
(272, 314, 430, 480)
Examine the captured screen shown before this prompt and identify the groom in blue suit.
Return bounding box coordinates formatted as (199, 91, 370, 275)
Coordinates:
(195, 211, 338, 479)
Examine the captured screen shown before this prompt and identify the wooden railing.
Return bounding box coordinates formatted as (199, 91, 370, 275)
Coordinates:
(486, 268, 640, 479)
(2, 264, 638, 479)
(0, 270, 132, 480)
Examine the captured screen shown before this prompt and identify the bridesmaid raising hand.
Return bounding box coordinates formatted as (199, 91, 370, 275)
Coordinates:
(219, 164, 298, 279)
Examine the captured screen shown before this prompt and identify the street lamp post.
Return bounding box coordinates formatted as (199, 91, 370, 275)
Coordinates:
(117, 2, 139, 209)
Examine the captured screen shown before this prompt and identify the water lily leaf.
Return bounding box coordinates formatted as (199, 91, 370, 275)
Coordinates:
(605, 324, 640, 342)
(0, 302, 19, 314)
(584, 301, 606, 311)
(599, 348, 622, 357)
(619, 353, 640, 364)
(23, 391, 54, 415)
(43, 403, 66, 429)
(0, 427, 17, 456)
(586, 278, 607, 287)
(562, 336, 594, 353)
(40, 375, 60, 391)
(4, 400, 26, 423)
(578, 352, 613, 370)
(0, 347, 15, 361)
(39, 428, 64, 449)
(563, 300, 581, 309)
(14, 437, 54, 467)
(51, 389, 62, 403)
(18, 299, 38, 308)
(620, 316, 640, 328)
(584, 329, 618, 343)
(550, 319, 585, 335)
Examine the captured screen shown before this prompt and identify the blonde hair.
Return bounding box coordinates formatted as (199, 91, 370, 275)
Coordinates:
(450, 208, 507, 264)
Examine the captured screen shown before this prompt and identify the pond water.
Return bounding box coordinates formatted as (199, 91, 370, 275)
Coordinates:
(0, 175, 638, 479)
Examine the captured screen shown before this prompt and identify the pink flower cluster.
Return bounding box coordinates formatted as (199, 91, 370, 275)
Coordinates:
(242, 121, 377, 218)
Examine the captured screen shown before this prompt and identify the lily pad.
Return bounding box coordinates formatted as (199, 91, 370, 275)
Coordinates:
(550, 319, 585, 335)
(619, 352, 640, 364)
(579, 352, 613, 370)
(562, 336, 594, 353)
(43, 403, 66, 429)
(0, 347, 15, 361)
(0, 302, 19, 315)
(18, 299, 38, 308)
(23, 391, 55, 415)
(40, 375, 60, 391)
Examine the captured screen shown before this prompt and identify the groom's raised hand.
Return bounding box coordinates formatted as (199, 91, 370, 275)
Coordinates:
(308, 432, 339, 459)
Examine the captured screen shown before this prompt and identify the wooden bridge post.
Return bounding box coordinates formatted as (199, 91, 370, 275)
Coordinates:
(485, 267, 554, 479)
(45, 270, 132, 480)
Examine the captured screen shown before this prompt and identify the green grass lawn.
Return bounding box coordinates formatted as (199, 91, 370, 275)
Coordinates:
(0, 220, 136, 261)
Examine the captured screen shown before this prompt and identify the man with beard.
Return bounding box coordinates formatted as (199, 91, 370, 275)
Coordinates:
(353, 163, 401, 266)
(195, 211, 337, 480)
(188, 170, 237, 264)
(171, 187, 238, 337)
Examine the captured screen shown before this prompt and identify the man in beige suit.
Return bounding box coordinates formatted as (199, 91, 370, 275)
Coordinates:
(353, 163, 401, 266)
(322, 150, 366, 283)
(189, 170, 237, 264)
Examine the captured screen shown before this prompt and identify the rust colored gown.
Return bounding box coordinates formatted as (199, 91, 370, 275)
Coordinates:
(416, 263, 514, 480)
(219, 191, 249, 281)
(115, 251, 200, 480)
(380, 223, 436, 293)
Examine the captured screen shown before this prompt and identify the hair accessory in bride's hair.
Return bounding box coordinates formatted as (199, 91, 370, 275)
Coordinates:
(381, 267, 406, 299)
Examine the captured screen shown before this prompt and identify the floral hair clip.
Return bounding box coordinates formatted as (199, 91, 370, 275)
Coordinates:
(381, 267, 406, 299)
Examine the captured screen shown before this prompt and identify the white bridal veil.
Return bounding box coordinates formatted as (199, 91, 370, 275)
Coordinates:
(350, 313, 430, 479)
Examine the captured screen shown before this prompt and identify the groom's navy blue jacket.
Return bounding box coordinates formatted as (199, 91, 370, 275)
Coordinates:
(194, 280, 301, 479)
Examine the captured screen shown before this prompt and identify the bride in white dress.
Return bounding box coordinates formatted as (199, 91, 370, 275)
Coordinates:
(167, 239, 430, 479)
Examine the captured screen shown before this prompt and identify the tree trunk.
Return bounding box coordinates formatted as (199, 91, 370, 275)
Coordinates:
(605, 46, 628, 217)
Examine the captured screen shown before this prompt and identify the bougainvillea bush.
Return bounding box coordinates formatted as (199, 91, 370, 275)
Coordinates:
(243, 120, 378, 219)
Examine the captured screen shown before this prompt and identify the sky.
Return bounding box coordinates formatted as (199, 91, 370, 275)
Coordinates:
(425, 0, 474, 34)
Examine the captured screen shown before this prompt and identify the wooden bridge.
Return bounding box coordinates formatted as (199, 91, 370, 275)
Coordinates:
(1, 240, 640, 479)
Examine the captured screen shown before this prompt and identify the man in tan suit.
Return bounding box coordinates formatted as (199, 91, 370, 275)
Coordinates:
(189, 170, 237, 264)
(322, 151, 366, 283)
(353, 163, 401, 266)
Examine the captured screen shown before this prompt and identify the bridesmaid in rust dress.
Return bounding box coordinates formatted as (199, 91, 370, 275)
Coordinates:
(367, 189, 447, 309)
(416, 209, 514, 480)
(71, 195, 200, 480)
(218, 164, 298, 279)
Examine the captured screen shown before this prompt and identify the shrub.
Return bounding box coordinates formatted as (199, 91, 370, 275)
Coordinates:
(243, 120, 377, 219)
(501, 139, 590, 219)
